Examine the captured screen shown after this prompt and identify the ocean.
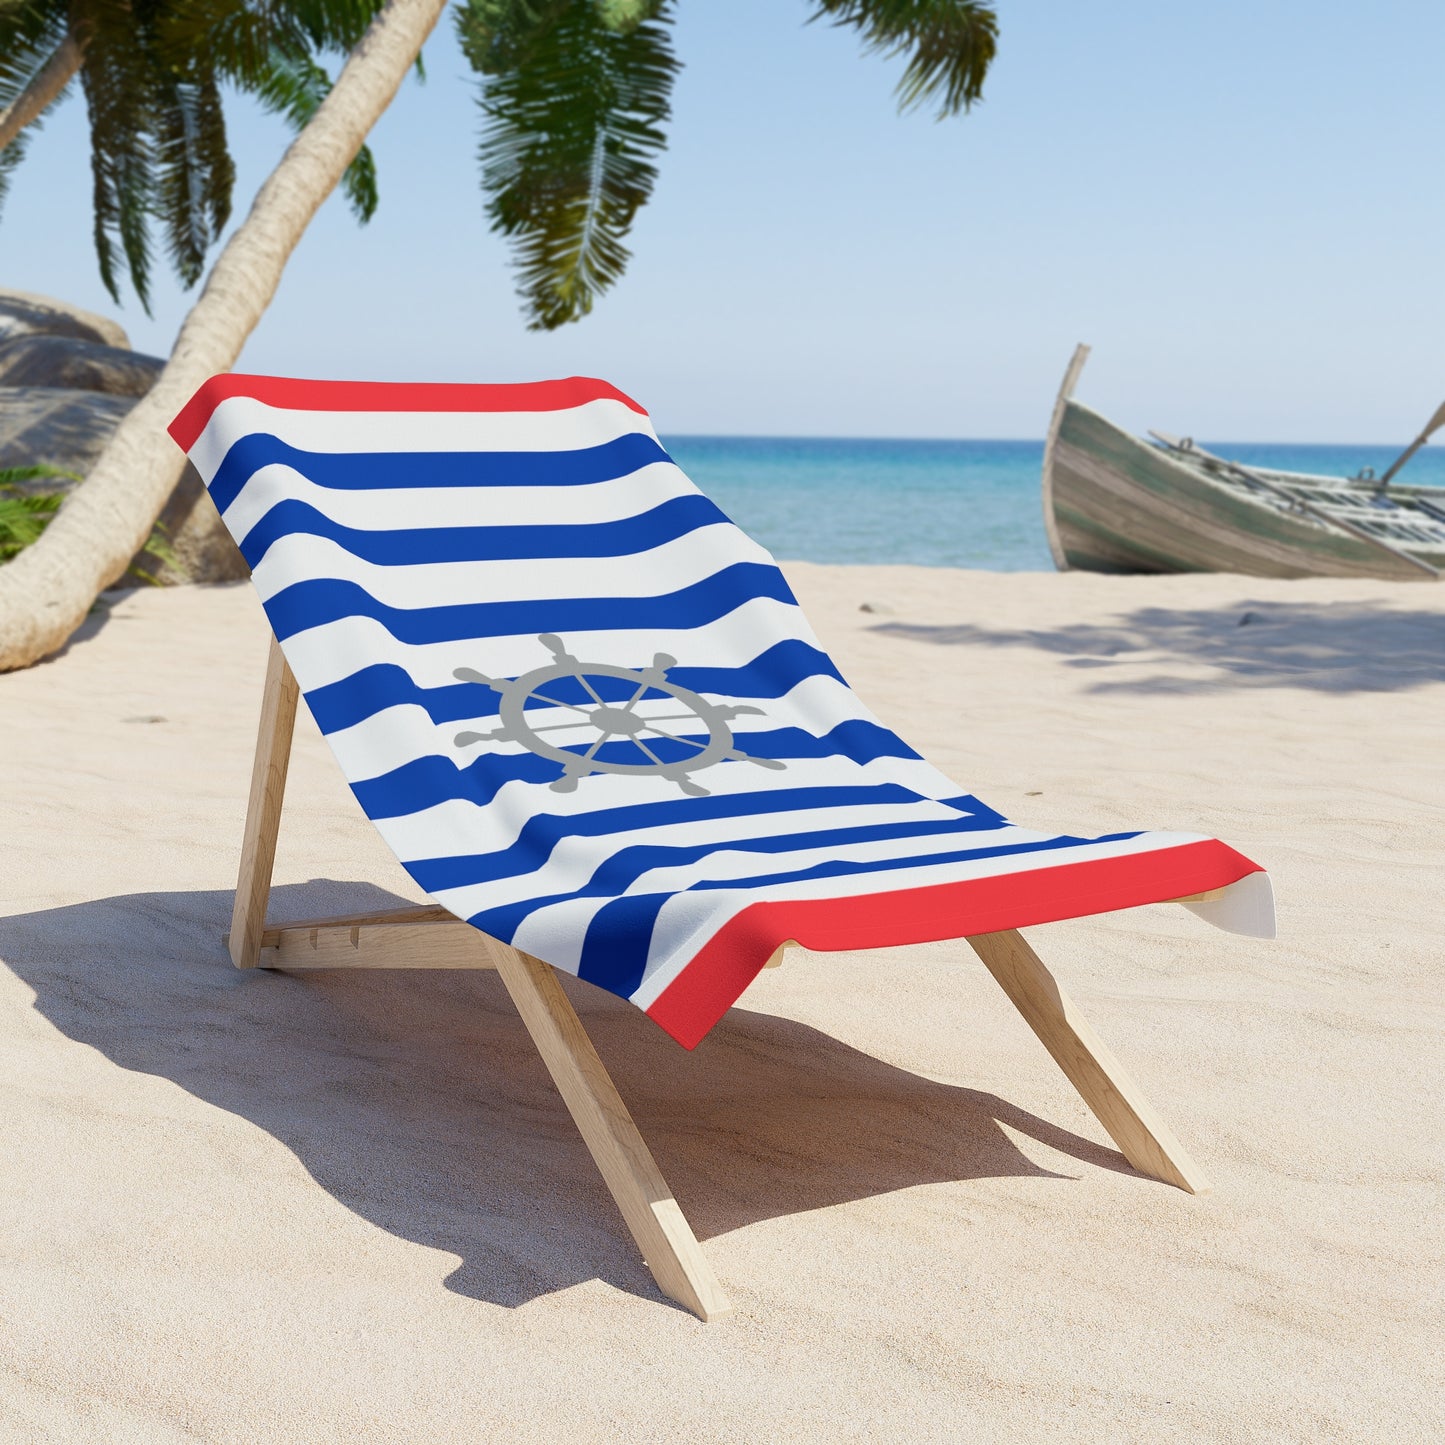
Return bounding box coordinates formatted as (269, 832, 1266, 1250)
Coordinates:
(661, 435, 1445, 571)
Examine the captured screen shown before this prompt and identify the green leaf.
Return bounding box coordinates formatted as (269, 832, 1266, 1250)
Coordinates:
(76, 0, 160, 310)
(0, 464, 84, 486)
(0, 6, 74, 224)
(459, 0, 680, 330)
(244, 47, 380, 224)
(811, 0, 998, 118)
(152, 69, 236, 288)
(0, 487, 63, 563)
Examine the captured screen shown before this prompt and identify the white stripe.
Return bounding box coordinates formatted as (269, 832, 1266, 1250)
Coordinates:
(189, 396, 657, 483)
(248, 523, 772, 610)
(502, 898, 606, 975)
(220, 458, 698, 539)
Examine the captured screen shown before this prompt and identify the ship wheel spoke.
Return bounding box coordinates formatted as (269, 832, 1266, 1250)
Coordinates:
(612, 681, 651, 715)
(632, 737, 664, 765)
(575, 732, 612, 764)
(576, 674, 608, 706)
(639, 721, 711, 752)
(525, 690, 594, 715)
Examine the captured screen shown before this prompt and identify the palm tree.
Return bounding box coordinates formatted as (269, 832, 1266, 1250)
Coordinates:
(0, 0, 997, 671)
(0, 0, 387, 309)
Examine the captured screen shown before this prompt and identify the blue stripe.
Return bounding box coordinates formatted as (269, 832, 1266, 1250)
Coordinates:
(471, 816, 1067, 968)
(571, 832, 1142, 994)
(262, 563, 798, 645)
(304, 639, 844, 734)
(238, 492, 730, 569)
(352, 718, 922, 819)
(209, 431, 670, 513)
(577, 896, 670, 998)
(408, 785, 1005, 892)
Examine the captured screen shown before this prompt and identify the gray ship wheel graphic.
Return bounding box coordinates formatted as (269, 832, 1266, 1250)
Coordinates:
(452, 633, 786, 797)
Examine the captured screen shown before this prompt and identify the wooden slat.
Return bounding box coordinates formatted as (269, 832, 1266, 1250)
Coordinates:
(229, 637, 299, 969)
(251, 903, 452, 941)
(261, 920, 501, 971)
(967, 929, 1210, 1195)
(491, 947, 732, 1322)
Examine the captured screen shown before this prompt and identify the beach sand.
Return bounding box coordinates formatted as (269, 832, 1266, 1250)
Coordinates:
(1, 567, 1441, 1443)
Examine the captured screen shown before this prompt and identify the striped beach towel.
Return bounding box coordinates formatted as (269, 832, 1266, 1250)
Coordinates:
(170, 376, 1272, 1048)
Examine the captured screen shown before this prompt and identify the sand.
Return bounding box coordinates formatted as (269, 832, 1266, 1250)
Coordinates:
(1, 567, 1441, 1443)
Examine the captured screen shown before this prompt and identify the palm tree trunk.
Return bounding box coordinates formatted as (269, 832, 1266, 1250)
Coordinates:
(0, 0, 448, 671)
(0, 32, 83, 153)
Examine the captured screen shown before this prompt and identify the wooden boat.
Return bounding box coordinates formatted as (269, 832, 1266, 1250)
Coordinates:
(1042, 345, 1445, 580)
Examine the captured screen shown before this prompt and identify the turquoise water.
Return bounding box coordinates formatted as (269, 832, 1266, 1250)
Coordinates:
(661, 435, 1445, 571)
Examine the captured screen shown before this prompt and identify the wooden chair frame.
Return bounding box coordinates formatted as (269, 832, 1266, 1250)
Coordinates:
(226, 636, 1213, 1321)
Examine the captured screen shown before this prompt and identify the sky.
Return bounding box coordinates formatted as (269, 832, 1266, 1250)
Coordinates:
(5, 0, 1444, 441)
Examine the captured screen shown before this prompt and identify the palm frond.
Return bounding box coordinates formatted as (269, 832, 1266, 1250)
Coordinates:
(75, 0, 159, 309)
(0, 4, 72, 222)
(0, 119, 31, 217)
(0, 3, 70, 103)
(458, 0, 680, 330)
(152, 69, 236, 287)
(811, 0, 998, 118)
(244, 47, 380, 222)
(0, 480, 64, 563)
(283, 0, 388, 53)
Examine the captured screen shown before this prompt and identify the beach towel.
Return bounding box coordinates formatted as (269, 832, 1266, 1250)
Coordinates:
(169, 376, 1273, 1049)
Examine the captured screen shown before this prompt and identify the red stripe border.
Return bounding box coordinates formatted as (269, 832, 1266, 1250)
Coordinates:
(646, 839, 1263, 1049)
(168, 373, 649, 452)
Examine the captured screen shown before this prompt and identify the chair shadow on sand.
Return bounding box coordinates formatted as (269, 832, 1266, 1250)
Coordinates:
(875, 599, 1445, 695)
(0, 880, 1136, 1312)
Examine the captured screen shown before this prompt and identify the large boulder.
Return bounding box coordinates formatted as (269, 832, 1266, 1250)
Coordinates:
(0, 333, 164, 396)
(0, 287, 130, 349)
(0, 386, 135, 478)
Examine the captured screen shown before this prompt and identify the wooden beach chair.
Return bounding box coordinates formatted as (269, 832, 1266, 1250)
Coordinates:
(170, 375, 1274, 1322)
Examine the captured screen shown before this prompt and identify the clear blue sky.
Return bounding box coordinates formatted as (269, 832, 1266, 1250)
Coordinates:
(6, 1, 1443, 440)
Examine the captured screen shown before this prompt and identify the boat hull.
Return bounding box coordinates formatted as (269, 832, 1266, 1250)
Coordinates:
(1047, 400, 1440, 581)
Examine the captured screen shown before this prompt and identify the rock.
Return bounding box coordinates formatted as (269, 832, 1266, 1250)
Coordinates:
(0, 334, 164, 397)
(859, 601, 895, 615)
(0, 287, 130, 350)
(0, 386, 135, 479)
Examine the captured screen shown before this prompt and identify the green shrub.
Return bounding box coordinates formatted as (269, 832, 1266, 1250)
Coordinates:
(0, 465, 180, 581)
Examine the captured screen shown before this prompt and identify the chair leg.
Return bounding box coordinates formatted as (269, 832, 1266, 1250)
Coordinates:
(967, 929, 1211, 1194)
(492, 946, 733, 1321)
(230, 637, 299, 969)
